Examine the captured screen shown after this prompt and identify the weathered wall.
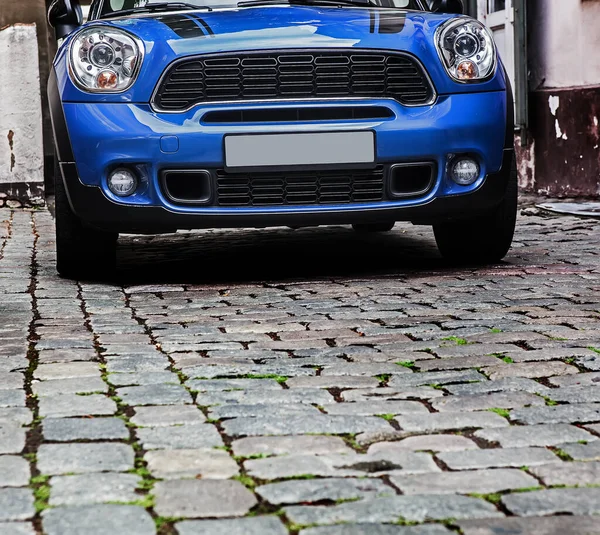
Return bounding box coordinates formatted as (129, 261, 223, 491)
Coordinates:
(525, 0, 600, 197)
(1, 0, 56, 199)
(0, 24, 45, 206)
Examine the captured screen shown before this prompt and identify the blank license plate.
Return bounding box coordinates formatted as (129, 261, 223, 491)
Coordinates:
(224, 131, 375, 169)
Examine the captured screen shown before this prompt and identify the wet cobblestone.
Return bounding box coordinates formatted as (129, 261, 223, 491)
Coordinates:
(1, 206, 600, 533)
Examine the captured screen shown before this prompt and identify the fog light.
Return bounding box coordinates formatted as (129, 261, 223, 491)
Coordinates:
(108, 168, 137, 196)
(450, 157, 480, 186)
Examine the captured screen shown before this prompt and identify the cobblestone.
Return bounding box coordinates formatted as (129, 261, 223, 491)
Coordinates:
(176, 517, 288, 535)
(438, 447, 559, 469)
(2, 206, 600, 533)
(48, 473, 142, 506)
(0, 456, 30, 487)
(458, 516, 600, 535)
(154, 479, 257, 518)
(257, 477, 393, 505)
(300, 526, 453, 535)
(530, 461, 600, 486)
(284, 495, 503, 525)
(37, 443, 135, 474)
(42, 505, 155, 535)
(391, 469, 538, 495)
(502, 487, 600, 516)
(474, 424, 598, 447)
(41, 417, 129, 441)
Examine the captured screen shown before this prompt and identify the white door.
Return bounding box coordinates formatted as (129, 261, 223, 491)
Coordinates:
(477, 0, 515, 91)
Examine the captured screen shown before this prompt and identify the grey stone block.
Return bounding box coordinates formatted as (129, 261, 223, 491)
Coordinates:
(42, 417, 129, 441)
(284, 495, 503, 525)
(0, 407, 33, 433)
(209, 403, 320, 419)
(195, 389, 334, 406)
(144, 449, 239, 479)
(530, 461, 600, 486)
(324, 401, 428, 416)
(396, 412, 508, 432)
(187, 378, 282, 391)
(0, 424, 26, 454)
(0, 522, 35, 535)
(0, 456, 30, 487)
(341, 387, 444, 402)
(49, 473, 142, 506)
(458, 516, 600, 535)
(286, 376, 381, 389)
(0, 489, 34, 521)
(388, 370, 487, 388)
(481, 361, 578, 380)
(245, 451, 439, 480)
(543, 386, 600, 403)
(231, 435, 353, 457)
(38, 394, 117, 418)
(136, 424, 223, 450)
(438, 447, 560, 470)
(301, 525, 453, 535)
(131, 405, 205, 427)
(37, 443, 135, 475)
(446, 377, 549, 396)
(256, 478, 394, 505)
(222, 414, 391, 437)
(34, 363, 100, 381)
(117, 384, 192, 406)
(175, 517, 288, 535)
(42, 504, 155, 535)
(0, 391, 25, 408)
(561, 441, 600, 461)
(391, 468, 538, 495)
(502, 487, 600, 516)
(510, 404, 600, 425)
(368, 435, 478, 454)
(474, 424, 598, 448)
(154, 479, 256, 518)
(432, 392, 544, 412)
(32, 377, 107, 397)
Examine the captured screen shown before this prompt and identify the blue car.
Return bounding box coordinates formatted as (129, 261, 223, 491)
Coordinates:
(48, 0, 516, 278)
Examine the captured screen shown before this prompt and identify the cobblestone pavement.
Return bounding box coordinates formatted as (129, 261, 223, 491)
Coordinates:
(1, 204, 600, 535)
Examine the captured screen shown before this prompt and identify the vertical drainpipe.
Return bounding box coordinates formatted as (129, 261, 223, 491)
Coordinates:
(513, 0, 528, 146)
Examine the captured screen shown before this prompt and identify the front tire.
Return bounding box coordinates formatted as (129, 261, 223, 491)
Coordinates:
(54, 160, 118, 279)
(433, 156, 518, 265)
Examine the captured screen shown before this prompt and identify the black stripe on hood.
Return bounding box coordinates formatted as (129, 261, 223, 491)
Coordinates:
(154, 14, 213, 38)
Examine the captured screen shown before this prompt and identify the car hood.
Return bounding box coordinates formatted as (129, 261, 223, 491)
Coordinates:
(106, 6, 447, 56)
(56, 6, 506, 102)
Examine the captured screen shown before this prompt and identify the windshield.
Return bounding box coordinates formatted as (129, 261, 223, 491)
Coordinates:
(98, 0, 426, 17)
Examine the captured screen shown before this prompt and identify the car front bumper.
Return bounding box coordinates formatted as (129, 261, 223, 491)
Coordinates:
(50, 71, 512, 234)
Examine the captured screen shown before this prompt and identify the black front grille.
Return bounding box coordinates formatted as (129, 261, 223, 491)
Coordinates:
(153, 50, 435, 111)
(216, 166, 385, 207)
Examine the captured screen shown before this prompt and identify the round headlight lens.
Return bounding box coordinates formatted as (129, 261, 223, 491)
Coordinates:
(69, 27, 143, 92)
(437, 19, 496, 82)
(90, 43, 115, 68)
(454, 34, 479, 57)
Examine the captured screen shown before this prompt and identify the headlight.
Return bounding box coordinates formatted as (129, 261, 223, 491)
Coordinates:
(69, 26, 143, 92)
(437, 18, 496, 82)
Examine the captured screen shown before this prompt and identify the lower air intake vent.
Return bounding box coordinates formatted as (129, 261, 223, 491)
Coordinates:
(216, 166, 385, 207)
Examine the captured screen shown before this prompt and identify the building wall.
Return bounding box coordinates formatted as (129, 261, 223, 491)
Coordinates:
(0, 0, 56, 199)
(0, 24, 45, 205)
(525, 0, 600, 197)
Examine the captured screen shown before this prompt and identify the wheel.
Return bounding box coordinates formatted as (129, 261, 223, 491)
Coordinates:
(433, 155, 518, 265)
(54, 158, 118, 279)
(352, 222, 395, 233)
